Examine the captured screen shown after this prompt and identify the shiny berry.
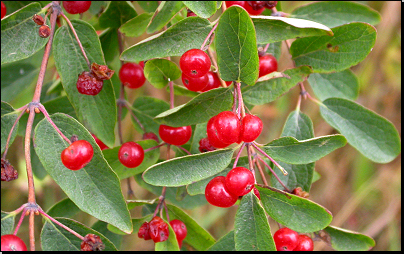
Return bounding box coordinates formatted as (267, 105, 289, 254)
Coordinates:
(91, 134, 109, 150)
(180, 49, 211, 78)
(253, 186, 260, 200)
(206, 116, 231, 149)
(181, 73, 208, 92)
(61, 140, 94, 170)
(205, 176, 238, 208)
(159, 125, 192, 146)
(273, 228, 299, 251)
(63, 1, 92, 14)
(201, 71, 221, 92)
(138, 222, 152, 240)
(1, 235, 27, 251)
(294, 235, 314, 251)
(119, 62, 146, 89)
(170, 219, 187, 248)
(199, 138, 216, 153)
(149, 216, 169, 243)
(118, 142, 144, 168)
(76, 71, 103, 95)
(225, 167, 255, 196)
(1, 1, 6, 19)
(225, 1, 265, 15)
(240, 114, 263, 142)
(259, 54, 278, 78)
(214, 111, 241, 144)
(247, 1, 266, 10)
(142, 132, 159, 143)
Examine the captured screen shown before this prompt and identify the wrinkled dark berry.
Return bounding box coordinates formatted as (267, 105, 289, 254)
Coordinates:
(76, 71, 104, 95)
(80, 234, 105, 251)
(91, 63, 114, 81)
(292, 187, 309, 198)
(138, 222, 152, 240)
(32, 14, 44, 25)
(38, 25, 51, 38)
(198, 138, 216, 153)
(1, 158, 18, 182)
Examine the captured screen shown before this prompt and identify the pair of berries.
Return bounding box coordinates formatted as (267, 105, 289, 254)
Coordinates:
(180, 49, 212, 92)
(1, 235, 27, 251)
(159, 125, 192, 146)
(226, 1, 278, 15)
(63, 1, 92, 14)
(274, 228, 314, 251)
(205, 167, 257, 208)
(119, 62, 146, 89)
(61, 140, 94, 170)
(76, 63, 114, 95)
(207, 111, 263, 149)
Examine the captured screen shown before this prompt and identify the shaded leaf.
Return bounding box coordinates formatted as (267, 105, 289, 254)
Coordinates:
(207, 230, 235, 251)
(46, 198, 80, 219)
(323, 225, 375, 251)
(147, 1, 184, 33)
(1, 211, 15, 235)
(144, 59, 181, 89)
(182, 1, 217, 18)
(1, 101, 19, 153)
(166, 84, 200, 98)
(1, 62, 38, 102)
(119, 13, 153, 37)
(138, 1, 159, 13)
(99, 28, 119, 64)
(98, 1, 137, 29)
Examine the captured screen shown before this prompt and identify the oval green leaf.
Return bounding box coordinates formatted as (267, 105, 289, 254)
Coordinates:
(1, 101, 19, 153)
(1, 62, 38, 102)
(216, 6, 258, 85)
(34, 113, 132, 234)
(119, 12, 153, 37)
(144, 59, 181, 89)
(320, 98, 401, 163)
(257, 185, 333, 232)
(46, 198, 80, 219)
(323, 225, 375, 251)
(182, 1, 217, 18)
(98, 1, 137, 29)
(147, 1, 184, 33)
(207, 230, 235, 251)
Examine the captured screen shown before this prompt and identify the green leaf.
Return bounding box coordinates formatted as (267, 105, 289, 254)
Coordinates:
(134, 174, 207, 209)
(258, 41, 282, 60)
(291, 1, 381, 28)
(291, 22, 377, 73)
(308, 69, 359, 101)
(138, 1, 159, 12)
(143, 148, 234, 187)
(41, 218, 118, 251)
(144, 59, 181, 89)
(155, 219, 180, 251)
(99, 28, 119, 64)
(271, 111, 315, 192)
(34, 113, 132, 234)
(53, 20, 116, 147)
(257, 186, 333, 232)
(252, 16, 332, 44)
(262, 135, 347, 164)
(1, 211, 15, 235)
(121, 17, 213, 62)
(242, 66, 312, 105)
(320, 98, 401, 163)
(46, 198, 80, 219)
(91, 221, 123, 250)
(182, 1, 217, 18)
(119, 12, 153, 37)
(31, 142, 48, 180)
(102, 140, 160, 180)
(127, 199, 158, 210)
(207, 230, 235, 251)
(165, 204, 216, 250)
(154, 87, 233, 127)
(147, 1, 184, 33)
(98, 1, 137, 29)
(166, 84, 200, 98)
(215, 6, 258, 85)
(1, 101, 19, 153)
(1, 3, 48, 65)
(123, 21, 210, 62)
(323, 225, 375, 251)
(1, 62, 38, 102)
(234, 192, 276, 251)
(130, 96, 170, 134)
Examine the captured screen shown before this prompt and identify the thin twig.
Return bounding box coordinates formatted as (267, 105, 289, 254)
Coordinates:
(29, 211, 35, 251)
(13, 208, 27, 235)
(207, 48, 227, 88)
(254, 158, 269, 186)
(200, 22, 218, 51)
(144, 143, 166, 153)
(37, 104, 71, 144)
(125, 102, 146, 133)
(257, 155, 290, 192)
(2, 105, 28, 159)
(175, 145, 191, 155)
(39, 209, 84, 240)
(252, 142, 288, 176)
(233, 143, 246, 168)
(246, 143, 256, 179)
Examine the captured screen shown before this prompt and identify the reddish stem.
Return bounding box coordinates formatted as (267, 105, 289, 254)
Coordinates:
(246, 143, 256, 180)
(13, 208, 27, 235)
(175, 145, 191, 155)
(200, 22, 218, 51)
(2, 105, 28, 159)
(125, 102, 146, 133)
(254, 158, 269, 186)
(257, 155, 290, 192)
(207, 48, 227, 88)
(144, 143, 166, 153)
(39, 209, 85, 241)
(37, 104, 71, 144)
(29, 212, 35, 251)
(251, 142, 288, 176)
(263, 43, 270, 52)
(233, 143, 246, 168)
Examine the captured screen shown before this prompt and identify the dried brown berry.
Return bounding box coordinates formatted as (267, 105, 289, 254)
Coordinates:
(33, 14, 45, 25)
(91, 63, 114, 81)
(1, 158, 18, 182)
(80, 234, 105, 251)
(76, 71, 104, 95)
(292, 187, 309, 198)
(38, 25, 51, 38)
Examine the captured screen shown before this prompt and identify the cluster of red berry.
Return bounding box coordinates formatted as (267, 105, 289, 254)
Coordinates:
(274, 228, 314, 251)
(1, 234, 27, 251)
(226, 1, 278, 15)
(138, 217, 187, 248)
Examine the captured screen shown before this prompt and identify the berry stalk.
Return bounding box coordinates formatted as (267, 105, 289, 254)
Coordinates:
(251, 142, 288, 176)
(2, 105, 28, 159)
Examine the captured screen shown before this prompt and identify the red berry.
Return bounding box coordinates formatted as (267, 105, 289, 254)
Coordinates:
(187, 9, 197, 17)
(63, 1, 92, 14)
(293, 235, 314, 251)
(273, 228, 299, 251)
(149, 216, 169, 243)
(119, 62, 146, 89)
(1, 1, 6, 19)
(61, 140, 94, 170)
(142, 132, 159, 143)
(225, 167, 255, 196)
(118, 142, 144, 168)
(225, 1, 265, 15)
(201, 71, 221, 92)
(198, 138, 216, 153)
(181, 73, 208, 92)
(159, 125, 192, 146)
(76, 71, 104, 95)
(264, 1, 278, 9)
(240, 114, 263, 142)
(170, 219, 187, 248)
(1, 235, 27, 251)
(214, 111, 241, 144)
(139, 61, 145, 68)
(253, 186, 260, 200)
(180, 49, 211, 78)
(259, 54, 278, 78)
(205, 176, 238, 208)
(91, 134, 108, 150)
(247, 1, 266, 10)
(138, 222, 152, 240)
(206, 116, 231, 149)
